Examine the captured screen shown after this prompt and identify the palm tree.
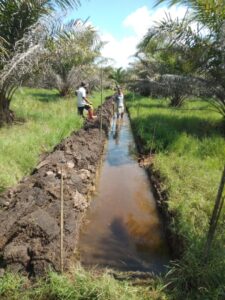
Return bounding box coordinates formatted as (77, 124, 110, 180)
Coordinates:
(155, 0, 225, 29)
(44, 21, 102, 96)
(134, 1, 225, 114)
(133, 13, 204, 105)
(109, 67, 127, 87)
(0, 0, 80, 125)
(0, 0, 80, 53)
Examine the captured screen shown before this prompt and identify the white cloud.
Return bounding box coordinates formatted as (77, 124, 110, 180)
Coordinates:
(124, 5, 188, 37)
(100, 5, 188, 68)
(101, 33, 137, 68)
(123, 6, 152, 38)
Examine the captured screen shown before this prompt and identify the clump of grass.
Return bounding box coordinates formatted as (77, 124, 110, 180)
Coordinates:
(126, 94, 225, 299)
(0, 87, 112, 192)
(166, 239, 225, 299)
(0, 268, 169, 300)
(0, 272, 26, 300)
(36, 269, 140, 300)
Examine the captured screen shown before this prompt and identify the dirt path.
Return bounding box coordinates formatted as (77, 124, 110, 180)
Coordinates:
(0, 98, 113, 276)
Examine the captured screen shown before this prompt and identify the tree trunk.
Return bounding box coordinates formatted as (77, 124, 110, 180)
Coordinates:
(204, 165, 225, 261)
(169, 94, 184, 107)
(0, 94, 14, 126)
(59, 86, 71, 97)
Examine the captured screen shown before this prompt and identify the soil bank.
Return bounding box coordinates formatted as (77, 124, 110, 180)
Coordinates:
(0, 98, 113, 276)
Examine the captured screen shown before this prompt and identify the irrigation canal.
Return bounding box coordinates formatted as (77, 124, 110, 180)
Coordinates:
(79, 114, 170, 273)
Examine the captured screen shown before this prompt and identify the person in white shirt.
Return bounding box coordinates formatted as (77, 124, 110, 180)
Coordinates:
(113, 87, 124, 119)
(77, 82, 96, 120)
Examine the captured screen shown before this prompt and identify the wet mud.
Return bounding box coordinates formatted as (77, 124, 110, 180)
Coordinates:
(0, 98, 114, 276)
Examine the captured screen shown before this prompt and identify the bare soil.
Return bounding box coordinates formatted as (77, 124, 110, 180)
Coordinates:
(0, 98, 114, 276)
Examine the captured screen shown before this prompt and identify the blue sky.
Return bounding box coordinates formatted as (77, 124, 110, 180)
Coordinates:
(67, 0, 186, 67)
(69, 0, 160, 40)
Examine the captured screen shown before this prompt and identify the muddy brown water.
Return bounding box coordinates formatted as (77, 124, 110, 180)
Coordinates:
(79, 114, 170, 273)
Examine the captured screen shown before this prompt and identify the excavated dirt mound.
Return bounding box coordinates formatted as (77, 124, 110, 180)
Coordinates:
(0, 98, 114, 276)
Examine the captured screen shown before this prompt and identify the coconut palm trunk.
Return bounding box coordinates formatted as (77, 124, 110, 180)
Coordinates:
(0, 93, 13, 125)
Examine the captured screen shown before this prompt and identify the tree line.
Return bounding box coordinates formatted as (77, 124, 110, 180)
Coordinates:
(1, 0, 225, 126)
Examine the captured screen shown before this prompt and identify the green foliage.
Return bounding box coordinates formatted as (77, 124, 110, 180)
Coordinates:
(133, 0, 225, 115)
(138, 13, 203, 77)
(0, 0, 80, 55)
(109, 67, 127, 86)
(155, 0, 225, 30)
(166, 240, 225, 299)
(46, 22, 102, 96)
(0, 87, 109, 192)
(0, 0, 83, 126)
(36, 269, 137, 300)
(127, 94, 225, 299)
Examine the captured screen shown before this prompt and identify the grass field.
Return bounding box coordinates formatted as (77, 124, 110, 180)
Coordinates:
(126, 94, 225, 299)
(0, 87, 111, 192)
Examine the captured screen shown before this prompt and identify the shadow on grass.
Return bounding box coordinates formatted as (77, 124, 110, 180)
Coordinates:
(130, 102, 168, 110)
(128, 100, 214, 112)
(30, 92, 61, 102)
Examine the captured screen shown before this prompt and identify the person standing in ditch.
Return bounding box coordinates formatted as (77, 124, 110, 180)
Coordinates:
(113, 87, 124, 119)
(76, 82, 97, 120)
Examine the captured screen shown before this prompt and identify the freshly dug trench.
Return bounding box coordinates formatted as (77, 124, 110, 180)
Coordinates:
(126, 109, 183, 258)
(0, 98, 114, 276)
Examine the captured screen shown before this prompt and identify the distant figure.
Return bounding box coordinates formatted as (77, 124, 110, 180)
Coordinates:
(113, 87, 124, 119)
(76, 82, 97, 120)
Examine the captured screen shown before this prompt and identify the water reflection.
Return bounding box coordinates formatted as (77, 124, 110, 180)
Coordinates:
(112, 118, 123, 145)
(92, 217, 162, 272)
(79, 114, 170, 273)
(107, 117, 135, 167)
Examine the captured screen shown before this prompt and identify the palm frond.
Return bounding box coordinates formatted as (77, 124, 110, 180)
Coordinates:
(53, 0, 81, 10)
(154, 0, 225, 30)
(0, 22, 48, 100)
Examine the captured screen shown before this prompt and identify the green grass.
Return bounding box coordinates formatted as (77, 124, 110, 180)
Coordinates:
(0, 268, 169, 300)
(0, 87, 111, 192)
(126, 94, 225, 299)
